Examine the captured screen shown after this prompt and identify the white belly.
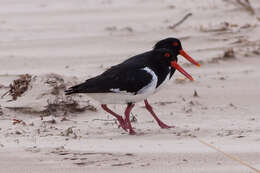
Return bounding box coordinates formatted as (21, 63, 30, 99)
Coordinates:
(88, 92, 153, 104)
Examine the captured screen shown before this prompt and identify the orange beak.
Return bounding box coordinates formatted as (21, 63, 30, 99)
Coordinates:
(171, 61, 194, 81)
(179, 50, 200, 67)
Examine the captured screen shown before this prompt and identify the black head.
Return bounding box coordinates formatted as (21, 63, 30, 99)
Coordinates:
(153, 37, 200, 67)
(153, 48, 194, 81)
(154, 37, 182, 53)
(153, 48, 178, 63)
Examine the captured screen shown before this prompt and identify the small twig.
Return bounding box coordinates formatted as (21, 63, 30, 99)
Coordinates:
(1, 90, 9, 98)
(130, 112, 138, 123)
(197, 138, 260, 173)
(236, 0, 255, 15)
(168, 13, 192, 30)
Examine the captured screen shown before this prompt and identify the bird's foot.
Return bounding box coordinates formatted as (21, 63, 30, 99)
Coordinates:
(129, 129, 136, 135)
(157, 121, 175, 129)
(123, 120, 136, 134)
(122, 119, 136, 135)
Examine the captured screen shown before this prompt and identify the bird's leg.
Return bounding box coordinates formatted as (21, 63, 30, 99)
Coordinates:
(124, 103, 136, 135)
(101, 104, 127, 131)
(144, 99, 175, 129)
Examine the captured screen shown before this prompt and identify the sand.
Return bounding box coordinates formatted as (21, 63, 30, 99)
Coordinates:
(0, 0, 260, 172)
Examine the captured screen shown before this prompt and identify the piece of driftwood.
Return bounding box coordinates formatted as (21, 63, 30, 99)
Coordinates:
(236, 0, 255, 15)
(168, 13, 192, 30)
(225, 0, 255, 15)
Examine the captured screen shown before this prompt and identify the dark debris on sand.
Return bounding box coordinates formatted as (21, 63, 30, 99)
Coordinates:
(209, 48, 236, 64)
(44, 74, 97, 116)
(4, 73, 97, 117)
(0, 105, 3, 116)
(3, 74, 32, 100)
(45, 97, 97, 116)
(45, 74, 66, 96)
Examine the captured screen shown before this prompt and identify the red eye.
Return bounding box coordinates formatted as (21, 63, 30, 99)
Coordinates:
(172, 42, 178, 46)
(164, 53, 171, 57)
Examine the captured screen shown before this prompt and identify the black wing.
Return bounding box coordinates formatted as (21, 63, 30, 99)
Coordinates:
(65, 67, 153, 95)
(65, 51, 155, 95)
(107, 51, 153, 70)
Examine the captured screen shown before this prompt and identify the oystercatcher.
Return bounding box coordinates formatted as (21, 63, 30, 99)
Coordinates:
(65, 38, 200, 134)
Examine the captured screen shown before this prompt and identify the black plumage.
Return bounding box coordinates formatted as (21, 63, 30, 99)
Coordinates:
(65, 48, 177, 95)
(64, 37, 199, 135)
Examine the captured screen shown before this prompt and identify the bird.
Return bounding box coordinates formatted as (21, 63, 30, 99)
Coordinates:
(65, 38, 200, 135)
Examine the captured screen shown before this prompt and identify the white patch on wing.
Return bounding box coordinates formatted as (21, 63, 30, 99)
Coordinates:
(88, 92, 151, 104)
(110, 88, 120, 93)
(110, 88, 134, 94)
(137, 67, 158, 94)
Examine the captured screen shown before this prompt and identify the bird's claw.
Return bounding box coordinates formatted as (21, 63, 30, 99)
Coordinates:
(129, 129, 136, 135)
(158, 122, 175, 129)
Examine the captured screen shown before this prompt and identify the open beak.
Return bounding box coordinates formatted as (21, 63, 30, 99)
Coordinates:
(179, 50, 200, 67)
(171, 61, 194, 81)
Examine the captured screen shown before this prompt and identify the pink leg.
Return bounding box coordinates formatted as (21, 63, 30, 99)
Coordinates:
(124, 103, 136, 135)
(101, 104, 127, 131)
(144, 99, 175, 128)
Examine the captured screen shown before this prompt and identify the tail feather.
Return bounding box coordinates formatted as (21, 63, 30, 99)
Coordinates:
(64, 83, 86, 95)
(65, 75, 109, 95)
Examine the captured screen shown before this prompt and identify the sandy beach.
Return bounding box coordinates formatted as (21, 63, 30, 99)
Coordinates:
(0, 0, 260, 172)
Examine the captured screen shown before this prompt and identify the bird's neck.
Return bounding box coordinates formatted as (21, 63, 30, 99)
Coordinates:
(148, 60, 171, 87)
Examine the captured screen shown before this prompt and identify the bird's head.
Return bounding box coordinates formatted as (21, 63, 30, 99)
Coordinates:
(153, 49, 194, 81)
(154, 37, 200, 67)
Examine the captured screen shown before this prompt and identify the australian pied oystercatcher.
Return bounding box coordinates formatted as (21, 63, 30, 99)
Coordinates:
(65, 38, 200, 135)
